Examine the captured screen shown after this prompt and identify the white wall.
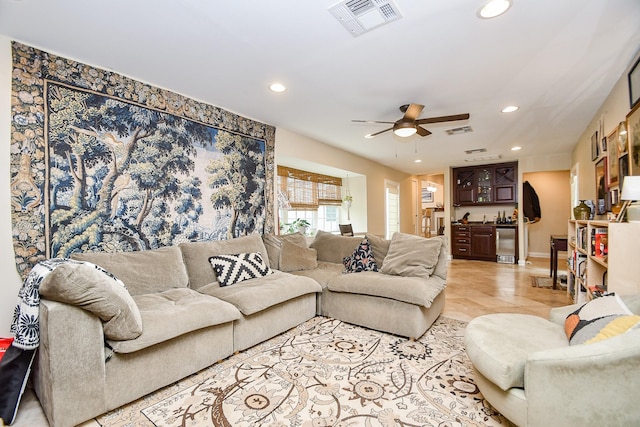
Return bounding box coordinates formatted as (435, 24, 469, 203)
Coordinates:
(275, 128, 411, 237)
(1, 36, 23, 336)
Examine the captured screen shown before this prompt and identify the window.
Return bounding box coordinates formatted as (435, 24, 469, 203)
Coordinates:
(277, 166, 343, 234)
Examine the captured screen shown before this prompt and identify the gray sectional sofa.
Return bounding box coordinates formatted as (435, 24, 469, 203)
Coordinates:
(32, 231, 448, 427)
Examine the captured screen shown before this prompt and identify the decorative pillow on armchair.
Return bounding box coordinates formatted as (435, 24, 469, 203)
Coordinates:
(565, 294, 640, 345)
(209, 252, 273, 286)
(342, 238, 378, 273)
(379, 232, 442, 279)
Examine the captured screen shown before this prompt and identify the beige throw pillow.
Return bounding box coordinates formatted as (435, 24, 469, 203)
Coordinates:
(39, 260, 143, 340)
(279, 240, 318, 272)
(379, 232, 442, 279)
(262, 233, 310, 270)
(365, 233, 390, 268)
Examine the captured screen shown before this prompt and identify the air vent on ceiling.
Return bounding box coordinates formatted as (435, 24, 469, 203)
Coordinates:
(329, 0, 402, 37)
(465, 154, 502, 162)
(446, 125, 473, 135)
(464, 148, 486, 155)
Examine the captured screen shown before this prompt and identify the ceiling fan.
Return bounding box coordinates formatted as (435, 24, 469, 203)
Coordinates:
(352, 103, 470, 138)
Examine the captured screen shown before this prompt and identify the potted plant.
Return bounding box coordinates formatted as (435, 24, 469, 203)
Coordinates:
(286, 218, 310, 235)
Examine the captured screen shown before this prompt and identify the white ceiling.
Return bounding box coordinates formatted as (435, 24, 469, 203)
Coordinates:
(1, 0, 640, 176)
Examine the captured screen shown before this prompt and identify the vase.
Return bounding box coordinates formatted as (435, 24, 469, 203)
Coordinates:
(573, 200, 591, 220)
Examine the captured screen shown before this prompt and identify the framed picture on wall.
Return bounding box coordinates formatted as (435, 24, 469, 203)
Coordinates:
(607, 127, 619, 186)
(421, 189, 434, 203)
(627, 102, 640, 176)
(629, 55, 640, 109)
(591, 131, 599, 161)
(595, 156, 608, 214)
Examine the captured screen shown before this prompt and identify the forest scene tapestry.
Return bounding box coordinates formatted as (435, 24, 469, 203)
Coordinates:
(10, 42, 275, 278)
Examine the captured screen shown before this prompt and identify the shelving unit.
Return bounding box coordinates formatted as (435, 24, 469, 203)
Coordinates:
(567, 220, 640, 304)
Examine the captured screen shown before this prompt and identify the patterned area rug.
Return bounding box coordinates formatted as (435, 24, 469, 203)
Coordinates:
(96, 316, 509, 427)
(531, 275, 567, 290)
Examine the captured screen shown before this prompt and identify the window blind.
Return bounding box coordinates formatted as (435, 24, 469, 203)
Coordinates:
(277, 166, 343, 209)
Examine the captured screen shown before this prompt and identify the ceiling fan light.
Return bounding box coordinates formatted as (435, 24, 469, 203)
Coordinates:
(394, 122, 417, 137)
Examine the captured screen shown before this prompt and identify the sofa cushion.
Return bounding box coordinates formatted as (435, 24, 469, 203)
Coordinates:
(379, 232, 442, 279)
(565, 294, 640, 345)
(342, 238, 378, 273)
(198, 270, 322, 315)
(71, 246, 188, 296)
(365, 234, 390, 269)
(327, 272, 445, 307)
(309, 230, 362, 264)
(289, 261, 344, 289)
(179, 234, 270, 290)
(109, 288, 241, 353)
(39, 260, 143, 341)
(208, 252, 273, 287)
(279, 240, 318, 272)
(431, 235, 449, 281)
(464, 313, 568, 391)
(262, 233, 308, 270)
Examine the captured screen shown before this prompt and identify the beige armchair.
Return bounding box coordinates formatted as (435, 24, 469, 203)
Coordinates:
(464, 294, 640, 427)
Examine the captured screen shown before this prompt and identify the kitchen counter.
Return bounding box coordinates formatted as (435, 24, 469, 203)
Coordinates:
(452, 222, 517, 228)
(451, 223, 518, 263)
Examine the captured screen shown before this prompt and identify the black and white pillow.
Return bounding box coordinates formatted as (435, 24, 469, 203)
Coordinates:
(209, 252, 273, 286)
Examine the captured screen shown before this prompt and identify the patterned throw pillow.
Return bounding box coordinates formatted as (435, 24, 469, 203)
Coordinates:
(565, 294, 640, 345)
(342, 239, 378, 273)
(209, 252, 273, 287)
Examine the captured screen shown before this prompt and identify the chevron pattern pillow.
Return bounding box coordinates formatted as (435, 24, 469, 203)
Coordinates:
(208, 252, 273, 287)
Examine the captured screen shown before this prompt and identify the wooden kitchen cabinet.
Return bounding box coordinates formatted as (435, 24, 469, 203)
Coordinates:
(452, 225, 472, 258)
(453, 162, 518, 206)
(470, 225, 496, 261)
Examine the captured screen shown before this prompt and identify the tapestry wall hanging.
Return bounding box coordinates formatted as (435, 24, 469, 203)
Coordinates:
(9, 42, 275, 278)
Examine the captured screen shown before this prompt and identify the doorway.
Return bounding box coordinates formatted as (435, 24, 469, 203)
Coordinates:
(385, 180, 400, 239)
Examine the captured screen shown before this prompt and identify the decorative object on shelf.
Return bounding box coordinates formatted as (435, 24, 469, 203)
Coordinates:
(629, 55, 640, 109)
(627, 102, 640, 176)
(618, 175, 640, 222)
(573, 200, 591, 220)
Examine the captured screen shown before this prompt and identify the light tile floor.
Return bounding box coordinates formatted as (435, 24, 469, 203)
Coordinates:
(9, 257, 572, 427)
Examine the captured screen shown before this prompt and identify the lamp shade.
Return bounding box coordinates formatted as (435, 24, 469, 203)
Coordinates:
(393, 121, 417, 137)
(621, 176, 640, 201)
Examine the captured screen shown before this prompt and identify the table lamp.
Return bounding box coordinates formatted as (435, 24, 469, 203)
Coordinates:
(619, 175, 640, 222)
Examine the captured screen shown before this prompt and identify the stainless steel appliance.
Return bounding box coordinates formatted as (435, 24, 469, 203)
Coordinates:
(496, 227, 516, 264)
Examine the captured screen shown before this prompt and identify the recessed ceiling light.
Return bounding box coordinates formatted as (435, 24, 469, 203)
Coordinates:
(501, 105, 519, 113)
(268, 83, 286, 93)
(414, 159, 422, 163)
(511, 146, 522, 151)
(478, 0, 512, 19)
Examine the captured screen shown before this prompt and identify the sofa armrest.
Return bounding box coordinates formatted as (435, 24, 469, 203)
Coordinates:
(524, 329, 640, 426)
(548, 303, 581, 325)
(34, 299, 108, 427)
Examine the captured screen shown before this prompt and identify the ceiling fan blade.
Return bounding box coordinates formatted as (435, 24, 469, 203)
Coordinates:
(416, 113, 470, 125)
(352, 119, 396, 124)
(416, 125, 431, 137)
(404, 103, 425, 121)
(366, 127, 393, 138)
